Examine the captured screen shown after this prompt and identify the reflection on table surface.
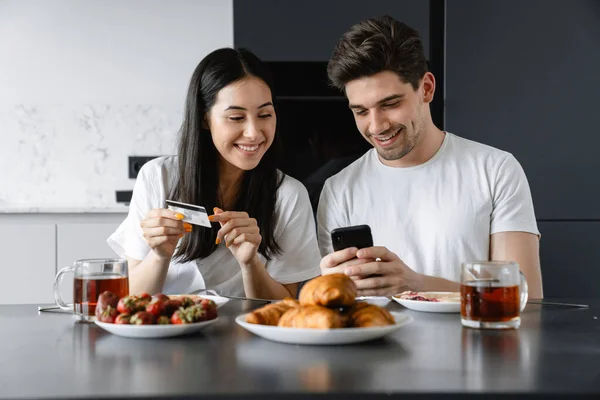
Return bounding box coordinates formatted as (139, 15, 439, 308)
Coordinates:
(0, 299, 597, 398)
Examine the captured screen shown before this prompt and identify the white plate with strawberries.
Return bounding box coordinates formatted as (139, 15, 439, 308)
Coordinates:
(95, 317, 219, 338)
(93, 292, 223, 338)
(169, 294, 229, 309)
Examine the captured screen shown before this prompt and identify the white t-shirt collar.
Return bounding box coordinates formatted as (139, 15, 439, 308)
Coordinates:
(371, 131, 451, 172)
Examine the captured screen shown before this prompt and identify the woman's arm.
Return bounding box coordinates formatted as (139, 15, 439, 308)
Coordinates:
(127, 208, 189, 295)
(240, 255, 299, 299)
(211, 209, 301, 299)
(126, 252, 171, 295)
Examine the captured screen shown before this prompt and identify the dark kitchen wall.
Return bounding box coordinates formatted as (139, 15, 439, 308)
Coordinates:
(234, 0, 431, 211)
(234, 0, 600, 297)
(445, 0, 600, 297)
(234, 0, 430, 61)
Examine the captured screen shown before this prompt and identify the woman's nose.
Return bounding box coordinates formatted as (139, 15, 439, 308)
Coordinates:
(243, 119, 263, 140)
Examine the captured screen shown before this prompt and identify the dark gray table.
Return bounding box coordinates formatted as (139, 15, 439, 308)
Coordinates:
(1, 299, 599, 399)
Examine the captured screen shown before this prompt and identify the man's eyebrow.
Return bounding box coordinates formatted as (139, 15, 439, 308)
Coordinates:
(348, 94, 405, 110)
(224, 102, 274, 111)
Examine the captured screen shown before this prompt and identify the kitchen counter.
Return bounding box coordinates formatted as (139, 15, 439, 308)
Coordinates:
(0, 299, 598, 399)
(0, 206, 128, 213)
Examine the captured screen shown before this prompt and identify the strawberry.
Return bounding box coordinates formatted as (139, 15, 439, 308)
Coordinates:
(130, 311, 154, 325)
(139, 292, 152, 301)
(180, 296, 195, 308)
(185, 305, 208, 322)
(163, 299, 183, 316)
(95, 291, 120, 317)
(145, 298, 165, 317)
(96, 305, 118, 323)
(171, 309, 190, 324)
(198, 298, 218, 320)
(115, 313, 131, 324)
(117, 296, 145, 314)
(152, 293, 169, 302)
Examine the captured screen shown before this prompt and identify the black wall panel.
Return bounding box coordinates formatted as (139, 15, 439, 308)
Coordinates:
(446, 0, 600, 220)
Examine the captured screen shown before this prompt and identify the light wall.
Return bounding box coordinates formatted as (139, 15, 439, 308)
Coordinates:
(0, 0, 234, 210)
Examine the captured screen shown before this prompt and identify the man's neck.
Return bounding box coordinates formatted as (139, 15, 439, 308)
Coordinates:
(378, 123, 446, 168)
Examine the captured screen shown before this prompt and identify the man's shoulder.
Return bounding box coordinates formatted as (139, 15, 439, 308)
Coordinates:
(448, 133, 511, 162)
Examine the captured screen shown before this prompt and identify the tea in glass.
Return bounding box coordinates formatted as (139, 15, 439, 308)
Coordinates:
(460, 261, 528, 329)
(73, 273, 129, 316)
(54, 259, 129, 321)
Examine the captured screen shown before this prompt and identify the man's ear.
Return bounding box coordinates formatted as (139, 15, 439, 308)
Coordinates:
(421, 72, 436, 103)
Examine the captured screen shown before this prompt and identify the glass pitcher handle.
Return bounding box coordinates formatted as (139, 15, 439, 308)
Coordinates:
(53, 266, 74, 311)
(519, 271, 529, 312)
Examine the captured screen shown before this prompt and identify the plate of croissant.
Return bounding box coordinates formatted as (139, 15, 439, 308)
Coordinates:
(236, 274, 413, 345)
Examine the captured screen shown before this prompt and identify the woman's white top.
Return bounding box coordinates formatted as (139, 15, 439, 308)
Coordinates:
(107, 156, 322, 296)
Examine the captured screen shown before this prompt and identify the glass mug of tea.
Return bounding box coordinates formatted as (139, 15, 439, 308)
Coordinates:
(460, 261, 528, 330)
(53, 258, 129, 321)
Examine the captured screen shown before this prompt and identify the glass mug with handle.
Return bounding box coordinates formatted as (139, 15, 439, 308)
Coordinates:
(53, 258, 129, 321)
(460, 261, 528, 329)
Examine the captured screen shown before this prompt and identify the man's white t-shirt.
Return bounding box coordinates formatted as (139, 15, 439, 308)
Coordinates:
(108, 156, 322, 296)
(317, 132, 539, 283)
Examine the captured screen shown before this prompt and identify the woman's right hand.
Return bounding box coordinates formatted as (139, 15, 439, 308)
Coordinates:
(140, 209, 192, 260)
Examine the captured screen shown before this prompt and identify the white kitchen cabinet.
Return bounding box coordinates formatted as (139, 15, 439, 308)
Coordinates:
(55, 222, 122, 303)
(0, 224, 56, 304)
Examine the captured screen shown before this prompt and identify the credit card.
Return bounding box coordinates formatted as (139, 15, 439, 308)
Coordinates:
(165, 200, 212, 228)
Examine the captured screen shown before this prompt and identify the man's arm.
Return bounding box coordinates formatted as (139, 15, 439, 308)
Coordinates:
(490, 231, 543, 299)
(321, 246, 460, 296)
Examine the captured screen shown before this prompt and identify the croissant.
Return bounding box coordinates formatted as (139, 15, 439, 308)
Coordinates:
(347, 302, 395, 328)
(278, 306, 344, 329)
(246, 299, 299, 326)
(299, 274, 357, 308)
(281, 297, 300, 308)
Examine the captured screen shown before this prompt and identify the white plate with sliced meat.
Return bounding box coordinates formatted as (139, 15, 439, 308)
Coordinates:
(392, 291, 461, 313)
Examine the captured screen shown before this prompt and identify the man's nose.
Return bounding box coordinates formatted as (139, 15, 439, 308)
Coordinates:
(368, 111, 390, 135)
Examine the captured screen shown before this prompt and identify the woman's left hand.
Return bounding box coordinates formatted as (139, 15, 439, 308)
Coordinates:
(210, 207, 261, 267)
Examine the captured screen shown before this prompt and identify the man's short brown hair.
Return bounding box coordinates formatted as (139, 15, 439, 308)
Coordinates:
(327, 15, 428, 91)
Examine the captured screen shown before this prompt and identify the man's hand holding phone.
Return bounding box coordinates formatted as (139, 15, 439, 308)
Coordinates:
(321, 225, 422, 296)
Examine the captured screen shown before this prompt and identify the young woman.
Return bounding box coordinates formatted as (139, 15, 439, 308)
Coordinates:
(108, 48, 321, 299)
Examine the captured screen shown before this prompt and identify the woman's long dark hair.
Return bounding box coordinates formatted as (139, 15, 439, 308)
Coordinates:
(169, 48, 283, 262)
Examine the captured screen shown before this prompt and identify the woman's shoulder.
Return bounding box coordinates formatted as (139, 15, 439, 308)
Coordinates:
(276, 171, 310, 200)
(136, 156, 178, 188)
(273, 171, 313, 216)
(134, 156, 178, 201)
(138, 156, 177, 178)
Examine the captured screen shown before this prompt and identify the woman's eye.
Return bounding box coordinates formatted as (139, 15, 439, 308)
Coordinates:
(228, 116, 244, 121)
(258, 113, 272, 119)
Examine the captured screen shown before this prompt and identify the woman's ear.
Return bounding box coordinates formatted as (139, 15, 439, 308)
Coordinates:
(202, 113, 210, 130)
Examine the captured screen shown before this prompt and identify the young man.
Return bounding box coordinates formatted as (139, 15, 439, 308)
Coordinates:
(317, 16, 543, 298)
